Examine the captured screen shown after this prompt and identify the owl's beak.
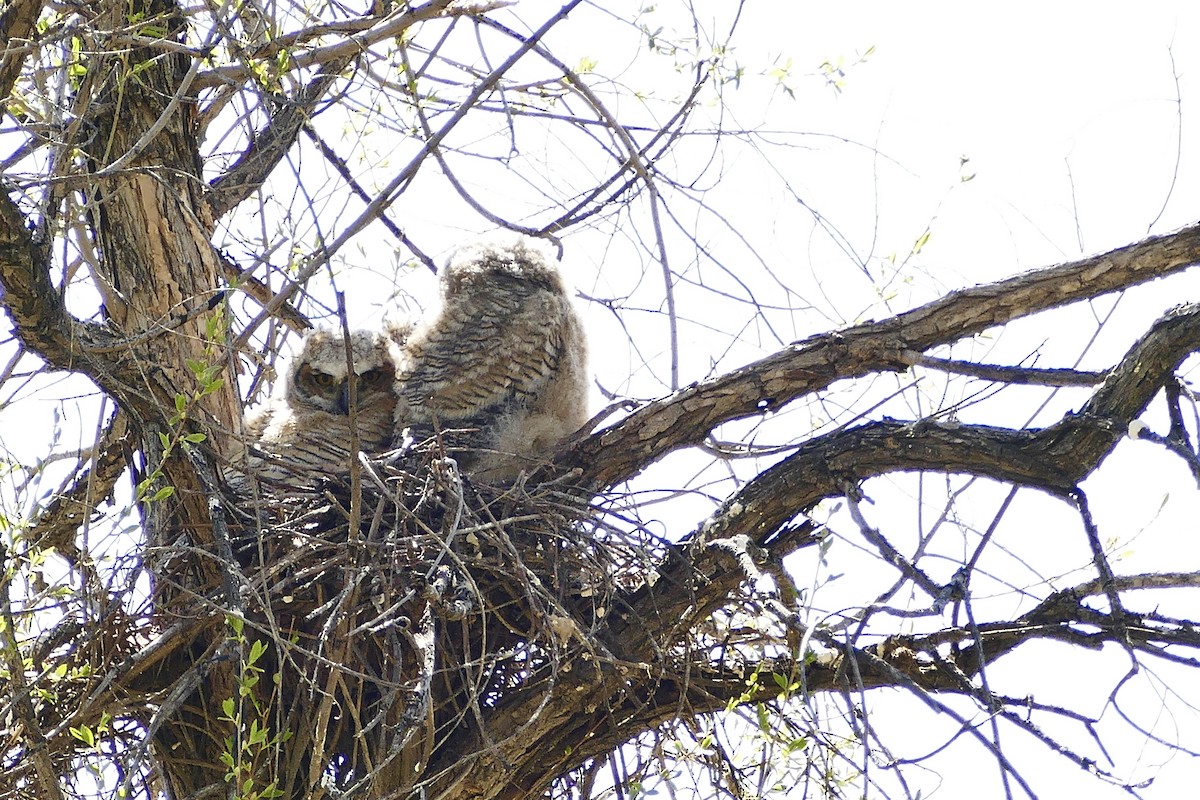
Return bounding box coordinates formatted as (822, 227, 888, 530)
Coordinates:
(335, 380, 352, 415)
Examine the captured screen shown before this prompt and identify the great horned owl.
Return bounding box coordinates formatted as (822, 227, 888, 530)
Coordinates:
(233, 327, 400, 491)
(392, 236, 588, 482)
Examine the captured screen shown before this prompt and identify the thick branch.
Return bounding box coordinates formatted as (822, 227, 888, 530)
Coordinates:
(0, 192, 109, 367)
(561, 223, 1200, 490)
(710, 302, 1200, 551)
(0, 0, 43, 120)
(588, 303, 1200, 667)
(207, 56, 353, 219)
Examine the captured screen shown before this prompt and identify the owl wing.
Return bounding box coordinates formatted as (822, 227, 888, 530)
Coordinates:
(397, 288, 564, 422)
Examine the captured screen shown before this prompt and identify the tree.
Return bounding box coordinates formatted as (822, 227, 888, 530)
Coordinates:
(1, 1, 1198, 798)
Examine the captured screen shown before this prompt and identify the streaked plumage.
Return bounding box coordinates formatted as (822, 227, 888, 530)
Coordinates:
(392, 236, 588, 481)
(233, 328, 400, 492)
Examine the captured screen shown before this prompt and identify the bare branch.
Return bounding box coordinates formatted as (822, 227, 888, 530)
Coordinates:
(903, 351, 1106, 386)
(232, 0, 586, 346)
(561, 224, 1200, 490)
(192, 1, 461, 92)
(693, 303, 1200, 552)
(207, 56, 355, 220)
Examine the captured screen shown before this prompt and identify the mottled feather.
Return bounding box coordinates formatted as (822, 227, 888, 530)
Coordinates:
(393, 236, 588, 481)
(230, 328, 400, 492)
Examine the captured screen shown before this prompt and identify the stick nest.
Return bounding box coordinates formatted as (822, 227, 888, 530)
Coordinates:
(149, 443, 654, 797)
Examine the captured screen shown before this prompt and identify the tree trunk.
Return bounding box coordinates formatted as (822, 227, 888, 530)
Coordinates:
(76, 0, 243, 794)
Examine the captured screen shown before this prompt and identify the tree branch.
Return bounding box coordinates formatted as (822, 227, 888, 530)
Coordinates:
(207, 56, 354, 220)
(509, 561, 1200, 797)
(701, 302, 1200, 552)
(0, 0, 43, 121)
(561, 223, 1200, 490)
(191, 0, 460, 92)
(0, 192, 110, 368)
(588, 302, 1200, 701)
(903, 351, 1105, 386)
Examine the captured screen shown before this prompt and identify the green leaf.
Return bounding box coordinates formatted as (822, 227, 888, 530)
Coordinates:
(248, 639, 268, 666)
(912, 228, 932, 255)
(755, 702, 770, 733)
(205, 310, 227, 341)
(69, 725, 95, 747)
(151, 485, 175, 502)
(785, 736, 809, 754)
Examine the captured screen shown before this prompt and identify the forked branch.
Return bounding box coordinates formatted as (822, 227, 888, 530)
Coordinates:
(562, 224, 1200, 490)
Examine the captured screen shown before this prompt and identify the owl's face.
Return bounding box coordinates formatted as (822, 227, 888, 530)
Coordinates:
(288, 329, 397, 415)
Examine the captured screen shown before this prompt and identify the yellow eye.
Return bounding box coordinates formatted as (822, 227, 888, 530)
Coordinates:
(302, 367, 336, 389)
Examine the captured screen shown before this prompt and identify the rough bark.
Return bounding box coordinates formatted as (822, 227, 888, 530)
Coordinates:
(561, 222, 1200, 490)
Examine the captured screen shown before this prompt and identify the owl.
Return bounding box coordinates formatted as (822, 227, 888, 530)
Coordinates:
(233, 327, 400, 492)
(392, 236, 589, 482)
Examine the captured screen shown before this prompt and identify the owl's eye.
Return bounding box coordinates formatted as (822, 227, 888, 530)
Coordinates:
(309, 370, 337, 389)
(357, 368, 388, 388)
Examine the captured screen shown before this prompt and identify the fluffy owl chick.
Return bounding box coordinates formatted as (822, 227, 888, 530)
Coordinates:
(234, 328, 399, 492)
(393, 236, 589, 482)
